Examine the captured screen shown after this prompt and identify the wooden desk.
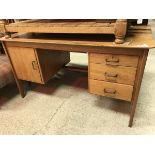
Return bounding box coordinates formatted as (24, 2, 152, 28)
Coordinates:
(0, 26, 155, 127)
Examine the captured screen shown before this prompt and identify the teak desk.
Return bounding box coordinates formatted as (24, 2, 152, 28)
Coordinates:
(0, 26, 155, 127)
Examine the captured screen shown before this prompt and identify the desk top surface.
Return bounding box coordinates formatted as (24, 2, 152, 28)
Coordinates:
(1, 25, 155, 49)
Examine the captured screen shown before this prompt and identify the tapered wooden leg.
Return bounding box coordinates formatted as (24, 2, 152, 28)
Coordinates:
(128, 50, 148, 127)
(15, 79, 26, 98)
(114, 19, 127, 44)
(1, 42, 26, 98)
(129, 98, 138, 127)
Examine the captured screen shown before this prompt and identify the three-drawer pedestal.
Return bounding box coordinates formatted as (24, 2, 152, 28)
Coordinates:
(89, 53, 139, 101)
(88, 48, 149, 127)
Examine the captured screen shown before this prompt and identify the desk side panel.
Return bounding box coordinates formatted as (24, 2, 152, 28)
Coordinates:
(36, 49, 70, 83)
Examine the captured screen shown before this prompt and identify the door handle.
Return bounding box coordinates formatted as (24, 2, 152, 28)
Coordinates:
(32, 61, 38, 70)
(104, 88, 116, 97)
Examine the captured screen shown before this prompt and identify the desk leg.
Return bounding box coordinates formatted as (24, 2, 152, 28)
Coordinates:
(129, 50, 148, 127)
(14, 79, 26, 98)
(1, 42, 26, 98)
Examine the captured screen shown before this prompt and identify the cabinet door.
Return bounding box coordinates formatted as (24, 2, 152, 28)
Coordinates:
(7, 47, 42, 83)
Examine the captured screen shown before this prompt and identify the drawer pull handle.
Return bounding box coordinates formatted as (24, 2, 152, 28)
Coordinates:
(105, 72, 118, 82)
(32, 61, 38, 70)
(104, 88, 116, 97)
(105, 72, 118, 77)
(105, 56, 119, 66)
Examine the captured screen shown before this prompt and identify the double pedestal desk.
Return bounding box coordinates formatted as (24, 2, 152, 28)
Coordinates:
(1, 25, 155, 127)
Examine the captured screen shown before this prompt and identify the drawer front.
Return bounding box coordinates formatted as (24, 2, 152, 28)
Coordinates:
(89, 53, 139, 67)
(89, 63, 137, 85)
(89, 79, 133, 101)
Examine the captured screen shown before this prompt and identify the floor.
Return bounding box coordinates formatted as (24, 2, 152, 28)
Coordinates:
(0, 21, 155, 135)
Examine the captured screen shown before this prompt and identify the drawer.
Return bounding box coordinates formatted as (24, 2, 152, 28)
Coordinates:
(89, 53, 139, 67)
(89, 63, 137, 85)
(89, 79, 133, 101)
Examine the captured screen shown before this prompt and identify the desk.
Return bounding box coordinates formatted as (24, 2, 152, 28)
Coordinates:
(1, 26, 155, 127)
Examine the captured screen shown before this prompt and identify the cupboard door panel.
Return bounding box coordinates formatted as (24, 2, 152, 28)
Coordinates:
(7, 47, 42, 83)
